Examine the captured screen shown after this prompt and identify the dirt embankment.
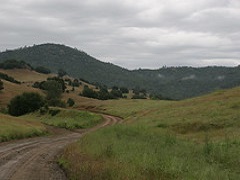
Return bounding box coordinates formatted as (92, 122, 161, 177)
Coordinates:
(0, 115, 121, 180)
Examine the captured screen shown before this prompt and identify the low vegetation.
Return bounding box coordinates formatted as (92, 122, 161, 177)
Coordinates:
(60, 87, 240, 179)
(34, 66, 51, 74)
(0, 113, 47, 142)
(25, 109, 103, 130)
(8, 92, 45, 116)
(1, 44, 240, 99)
(0, 80, 3, 90)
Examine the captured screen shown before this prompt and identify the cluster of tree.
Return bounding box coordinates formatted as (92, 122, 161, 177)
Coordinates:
(65, 78, 82, 87)
(8, 92, 45, 116)
(0, 59, 32, 70)
(58, 68, 67, 77)
(1, 44, 240, 100)
(0, 72, 21, 84)
(80, 85, 128, 100)
(132, 87, 147, 99)
(8, 92, 76, 117)
(0, 80, 3, 90)
(33, 77, 66, 92)
(0, 59, 53, 75)
(32, 77, 67, 107)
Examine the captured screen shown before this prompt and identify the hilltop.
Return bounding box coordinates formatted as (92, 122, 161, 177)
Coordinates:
(0, 43, 240, 99)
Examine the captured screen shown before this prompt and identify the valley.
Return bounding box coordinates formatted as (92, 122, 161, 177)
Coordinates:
(0, 50, 239, 179)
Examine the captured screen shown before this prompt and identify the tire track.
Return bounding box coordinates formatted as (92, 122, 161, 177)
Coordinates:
(0, 115, 121, 180)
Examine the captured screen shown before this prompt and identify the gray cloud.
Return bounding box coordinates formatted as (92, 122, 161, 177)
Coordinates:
(0, 0, 240, 69)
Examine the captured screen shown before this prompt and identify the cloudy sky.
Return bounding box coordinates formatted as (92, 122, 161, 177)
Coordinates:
(0, 0, 240, 69)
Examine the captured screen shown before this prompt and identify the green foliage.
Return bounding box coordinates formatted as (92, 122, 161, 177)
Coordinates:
(81, 85, 98, 99)
(42, 80, 63, 100)
(67, 98, 75, 107)
(8, 92, 45, 116)
(1, 44, 240, 99)
(38, 77, 66, 107)
(0, 80, 3, 90)
(58, 68, 67, 77)
(48, 109, 61, 116)
(0, 113, 47, 142)
(0, 72, 21, 84)
(35, 66, 51, 74)
(28, 109, 103, 130)
(61, 125, 240, 179)
(47, 77, 66, 92)
(80, 85, 123, 100)
(120, 87, 129, 93)
(72, 79, 81, 87)
(0, 59, 33, 69)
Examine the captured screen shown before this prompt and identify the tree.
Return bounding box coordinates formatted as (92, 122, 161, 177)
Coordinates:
(47, 77, 66, 92)
(0, 80, 3, 90)
(67, 98, 75, 107)
(42, 80, 62, 100)
(8, 92, 45, 116)
(120, 87, 129, 94)
(81, 86, 98, 99)
(58, 69, 67, 77)
(35, 66, 51, 74)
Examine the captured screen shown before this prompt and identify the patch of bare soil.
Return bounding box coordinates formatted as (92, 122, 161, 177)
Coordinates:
(0, 115, 121, 180)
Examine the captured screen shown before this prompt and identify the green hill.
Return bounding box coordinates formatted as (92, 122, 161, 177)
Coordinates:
(0, 43, 240, 99)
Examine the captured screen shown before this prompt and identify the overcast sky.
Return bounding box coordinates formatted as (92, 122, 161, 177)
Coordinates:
(0, 0, 240, 69)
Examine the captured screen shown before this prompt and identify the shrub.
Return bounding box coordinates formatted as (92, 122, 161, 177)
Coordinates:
(67, 98, 75, 107)
(35, 66, 51, 74)
(0, 80, 3, 90)
(8, 92, 45, 116)
(49, 109, 61, 116)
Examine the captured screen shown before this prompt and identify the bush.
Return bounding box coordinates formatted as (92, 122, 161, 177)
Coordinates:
(67, 98, 75, 107)
(35, 66, 51, 74)
(49, 109, 61, 116)
(8, 92, 45, 116)
(0, 80, 3, 90)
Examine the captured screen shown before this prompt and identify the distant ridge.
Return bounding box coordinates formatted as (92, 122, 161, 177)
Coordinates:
(0, 43, 240, 99)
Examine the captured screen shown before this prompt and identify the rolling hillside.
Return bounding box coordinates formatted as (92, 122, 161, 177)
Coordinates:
(60, 86, 240, 179)
(1, 44, 240, 99)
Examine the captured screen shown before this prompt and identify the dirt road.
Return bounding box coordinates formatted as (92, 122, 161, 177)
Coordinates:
(0, 115, 121, 180)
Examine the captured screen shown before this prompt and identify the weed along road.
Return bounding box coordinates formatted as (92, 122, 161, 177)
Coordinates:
(0, 115, 121, 180)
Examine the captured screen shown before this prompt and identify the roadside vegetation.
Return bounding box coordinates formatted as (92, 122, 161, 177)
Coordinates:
(0, 113, 47, 142)
(60, 87, 240, 179)
(25, 109, 103, 130)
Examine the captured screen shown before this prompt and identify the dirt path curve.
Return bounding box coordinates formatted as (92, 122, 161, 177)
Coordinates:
(0, 115, 121, 180)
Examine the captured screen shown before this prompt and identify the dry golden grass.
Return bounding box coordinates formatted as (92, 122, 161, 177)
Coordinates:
(0, 80, 43, 108)
(0, 69, 54, 82)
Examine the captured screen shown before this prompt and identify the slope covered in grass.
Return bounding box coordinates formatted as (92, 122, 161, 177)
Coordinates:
(60, 87, 240, 179)
(0, 113, 47, 142)
(25, 109, 103, 130)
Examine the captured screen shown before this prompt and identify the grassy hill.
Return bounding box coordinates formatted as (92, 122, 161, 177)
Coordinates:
(0, 44, 240, 99)
(60, 87, 240, 179)
(0, 113, 47, 142)
(0, 62, 240, 178)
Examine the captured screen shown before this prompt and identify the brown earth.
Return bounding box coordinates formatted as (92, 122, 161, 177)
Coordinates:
(0, 115, 121, 180)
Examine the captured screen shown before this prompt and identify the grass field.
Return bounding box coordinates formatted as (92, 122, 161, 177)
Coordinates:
(24, 108, 104, 130)
(0, 113, 47, 142)
(60, 87, 240, 179)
